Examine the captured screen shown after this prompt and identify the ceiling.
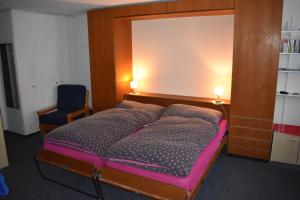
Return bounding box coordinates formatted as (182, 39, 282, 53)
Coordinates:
(0, 0, 164, 15)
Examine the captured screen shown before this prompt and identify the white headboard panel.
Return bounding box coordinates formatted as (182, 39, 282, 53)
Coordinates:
(132, 14, 234, 100)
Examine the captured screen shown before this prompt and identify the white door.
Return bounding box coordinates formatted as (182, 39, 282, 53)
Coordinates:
(12, 11, 60, 134)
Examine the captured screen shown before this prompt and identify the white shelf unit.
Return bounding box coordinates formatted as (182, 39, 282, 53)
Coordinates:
(276, 52, 300, 97)
(272, 0, 300, 165)
(275, 51, 300, 126)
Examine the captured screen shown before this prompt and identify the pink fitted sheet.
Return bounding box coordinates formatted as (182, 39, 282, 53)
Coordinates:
(43, 142, 106, 168)
(106, 119, 227, 191)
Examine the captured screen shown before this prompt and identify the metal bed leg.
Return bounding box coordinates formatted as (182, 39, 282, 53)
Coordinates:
(34, 156, 105, 199)
(93, 170, 105, 200)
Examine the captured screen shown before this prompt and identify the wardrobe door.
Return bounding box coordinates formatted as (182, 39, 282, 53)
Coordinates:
(88, 9, 117, 112)
(228, 0, 283, 160)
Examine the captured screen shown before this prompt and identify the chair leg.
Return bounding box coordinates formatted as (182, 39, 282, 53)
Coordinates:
(39, 125, 46, 137)
(39, 124, 59, 137)
(84, 107, 90, 117)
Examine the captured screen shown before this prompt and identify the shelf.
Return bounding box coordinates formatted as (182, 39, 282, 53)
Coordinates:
(276, 93, 300, 97)
(282, 30, 300, 34)
(278, 69, 300, 73)
(125, 92, 231, 105)
(280, 53, 300, 55)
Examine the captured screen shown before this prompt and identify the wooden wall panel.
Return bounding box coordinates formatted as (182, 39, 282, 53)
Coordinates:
(228, 115, 275, 160)
(113, 2, 166, 17)
(114, 19, 133, 102)
(88, 9, 116, 112)
(230, 0, 282, 119)
(230, 126, 273, 140)
(167, 0, 234, 13)
(228, 145, 271, 160)
(229, 136, 272, 150)
(101, 167, 187, 200)
(88, 2, 167, 112)
(125, 92, 231, 121)
(228, 0, 283, 160)
(230, 115, 274, 130)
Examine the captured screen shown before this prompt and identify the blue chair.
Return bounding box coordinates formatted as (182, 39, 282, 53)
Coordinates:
(37, 84, 89, 136)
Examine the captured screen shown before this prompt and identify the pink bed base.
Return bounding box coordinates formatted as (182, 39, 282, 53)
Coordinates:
(43, 142, 106, 168)
(106, 119, 228, 191)
(43, 119, 227, 191)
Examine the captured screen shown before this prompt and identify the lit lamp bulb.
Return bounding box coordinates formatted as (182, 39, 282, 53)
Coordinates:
(130, 80, 139, 94)
(212, 87, 224, 105)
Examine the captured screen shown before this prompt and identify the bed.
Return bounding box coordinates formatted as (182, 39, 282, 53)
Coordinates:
(35, 93, 229, 200)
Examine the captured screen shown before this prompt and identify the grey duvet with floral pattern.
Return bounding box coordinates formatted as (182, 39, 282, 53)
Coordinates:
(105, 116, 218, 177)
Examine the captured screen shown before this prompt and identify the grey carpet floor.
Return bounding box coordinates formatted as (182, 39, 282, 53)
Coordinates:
(1, 132, 300, 200)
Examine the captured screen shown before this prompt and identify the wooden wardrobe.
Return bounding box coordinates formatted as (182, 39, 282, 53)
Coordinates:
(87, 0, 283, 160)
(228, 0, 283, 160)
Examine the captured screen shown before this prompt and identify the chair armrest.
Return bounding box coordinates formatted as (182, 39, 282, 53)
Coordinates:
(37, 105, 57, 116)
(66, 106, 90, 122)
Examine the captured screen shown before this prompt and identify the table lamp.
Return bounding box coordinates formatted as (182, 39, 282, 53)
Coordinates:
(212, 86, 224, 105)
(130, 80, 139, 94)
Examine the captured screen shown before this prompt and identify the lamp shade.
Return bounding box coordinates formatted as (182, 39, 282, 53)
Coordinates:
(130, 80, 138, 90)
(214, 87, 224, 97)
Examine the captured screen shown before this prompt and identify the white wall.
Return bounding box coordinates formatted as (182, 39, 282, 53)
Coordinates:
(132, 15, 234, 100)
(11, 10, 78, 134)
(0, 11, 12, 43)
(282, 0, 300, 31)
(73, 13, 92, 107)
(55, 15, 77, 85)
